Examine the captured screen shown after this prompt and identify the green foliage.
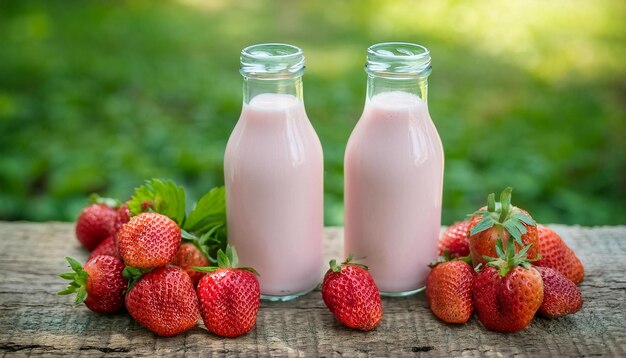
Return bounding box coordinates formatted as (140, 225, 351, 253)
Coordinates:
(128, 179, 186, 225)
(0, 0, 625, 226)
(184, 186, 226, 235)
(182, 186, 227, 262)
(128, 178, 227, 261)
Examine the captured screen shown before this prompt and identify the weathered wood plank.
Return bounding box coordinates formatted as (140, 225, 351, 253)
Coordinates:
(0, 222, 625, 357)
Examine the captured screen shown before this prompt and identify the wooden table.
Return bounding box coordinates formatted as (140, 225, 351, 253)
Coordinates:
(0, 223, 624, 357)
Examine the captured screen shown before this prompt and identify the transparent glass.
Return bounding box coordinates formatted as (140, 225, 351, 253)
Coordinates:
(344, 42, 444, 297)
(240, 43, 304, 103)
(365, 42, 432, 101)
(225, 43, 324, 301)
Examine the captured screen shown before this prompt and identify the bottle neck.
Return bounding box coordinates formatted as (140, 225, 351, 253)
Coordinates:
(366, 74, 429, 103)
(243, 75, 303, 104)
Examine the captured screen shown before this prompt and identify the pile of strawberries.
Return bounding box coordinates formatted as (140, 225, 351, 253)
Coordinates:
(427, 187, 584, 332)
(59, 180, 261, 337)
(59, 179, 385, 336)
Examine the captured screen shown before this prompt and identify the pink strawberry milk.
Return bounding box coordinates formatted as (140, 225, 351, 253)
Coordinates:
(224, 44, 324, 301)
(344, 42, 444, 296)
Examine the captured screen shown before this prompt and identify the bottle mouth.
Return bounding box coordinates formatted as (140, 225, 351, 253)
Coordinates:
(240, 43, 305, 79)
(366, 42, 432, 78)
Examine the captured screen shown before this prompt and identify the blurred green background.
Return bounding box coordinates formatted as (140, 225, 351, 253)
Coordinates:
(1, 0, 625, 226)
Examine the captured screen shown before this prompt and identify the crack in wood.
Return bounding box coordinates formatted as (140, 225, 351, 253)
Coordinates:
(79, 345, 131, 353)
(0, 343, 54, 352)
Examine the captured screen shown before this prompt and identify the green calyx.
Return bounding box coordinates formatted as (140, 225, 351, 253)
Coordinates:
(122, 266, 152, 291)
(469, 187, 536, 246)
(192, 245, 259, 276)
(58, 257, 89, 304)
(181, 225, 224, 264)
(428, 250, 472, 268)
(89, 194, 121, 208)
(329, 254, 368, 273)
(484, 237, 535, 277)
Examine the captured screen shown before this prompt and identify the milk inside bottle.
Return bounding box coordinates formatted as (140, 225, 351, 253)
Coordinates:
(224, 44, 324, 301)
(344, 42, 444, 296)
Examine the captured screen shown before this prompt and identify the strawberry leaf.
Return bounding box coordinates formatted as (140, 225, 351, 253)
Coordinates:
(57, 287, 76, 295)
(495, 240, 505, 258)
(516, 243, 532, 259)
(182, 187, 227, 262)
(122, 266, 151, 291)
(128, 179, 186, 226)
(469, 215, 496, 236)
(75, 287, 87, 304)
(191, 266, 219, 273)
(240, 267, 260, 276)
(183, 187, 226, 234)
(58, 257, 90, 303)
(194, 246, 253, 273)
(58, 272, 75, 280)
(505, 237, 515, 261)
(217, 250, 230, 268)
(510, 219, 528, 236)
(66, 257, 83, 272)
(502, 220, 523, 245)
(512, 212, 536, 226)
(227, 245, 239, 268)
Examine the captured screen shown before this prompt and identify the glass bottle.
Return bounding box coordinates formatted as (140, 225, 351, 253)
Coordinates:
(344, 42, 444, 296)
(224, 43, 324, 301)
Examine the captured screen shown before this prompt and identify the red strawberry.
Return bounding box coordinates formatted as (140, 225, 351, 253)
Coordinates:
(117, 213, 181, 268)
(195, 247, 260, 337)
(171, 243, 209, 286)
(535, 266, 583, 318)
(125, 266, 200, 337)
(426, 259, 474, 324)
(468, 187, 539, 266)
(321, 257, 383, 331)
(75, 204, 117, 250)
(58, 255, 127, 314)
(89, 235, 119, 259)
(438, 220, 470, 258)
(535, 225, 584, 284)
(112, 203, 131, 233)
(473, 238, 543, 333)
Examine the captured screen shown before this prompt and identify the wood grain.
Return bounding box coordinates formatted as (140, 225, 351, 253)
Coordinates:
(0, 222, 625, 357)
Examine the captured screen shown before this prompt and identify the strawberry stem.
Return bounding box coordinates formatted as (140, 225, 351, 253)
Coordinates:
(498, 187, 512, 222)
(487, 193, 496, 212)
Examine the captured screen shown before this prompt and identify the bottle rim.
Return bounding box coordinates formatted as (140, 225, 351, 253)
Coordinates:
(240, 43, 305, 78)
(366, 42, 432, 78)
